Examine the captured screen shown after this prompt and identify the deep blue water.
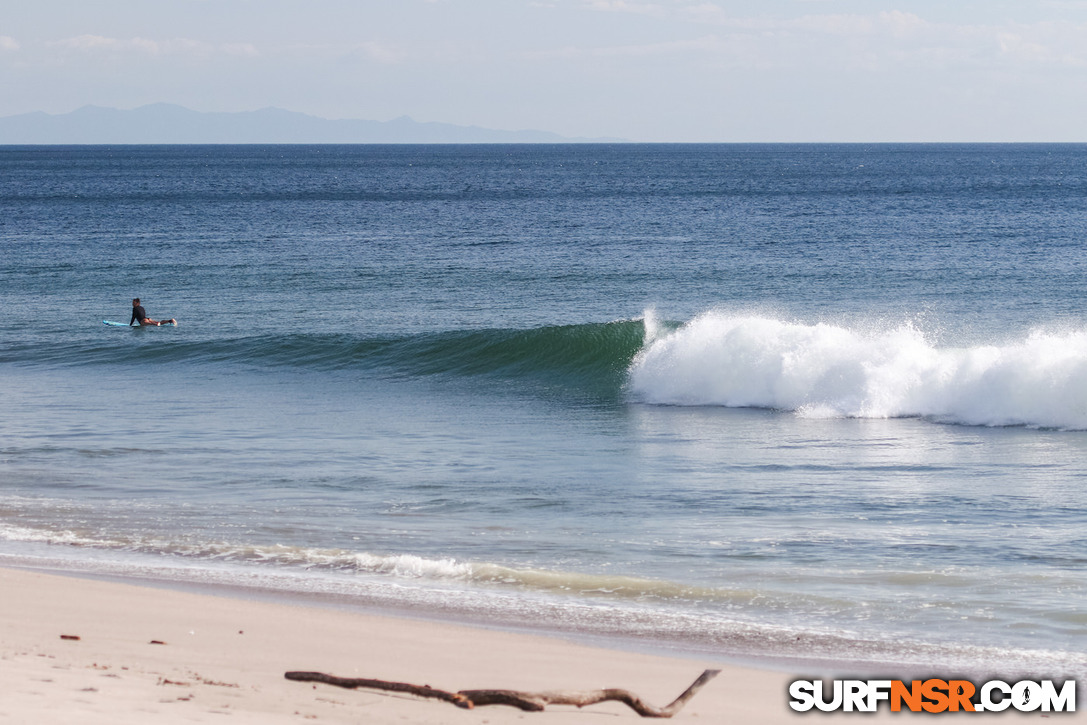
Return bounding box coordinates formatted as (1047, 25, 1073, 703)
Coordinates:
(2, 144, 1086, 676)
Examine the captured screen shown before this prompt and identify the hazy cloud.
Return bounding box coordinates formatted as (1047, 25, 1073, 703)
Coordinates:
(283, 41, 409, 64)
(585, 0, 666, 16)
(222, 43, 259, 58)
(559, 5, 1087, 72)
(355, 41, 409, 64)
(48, 35, 257, 59)
(527, 35, 718, 60)
(52, 34, 121, 51)
(0, 35, 20, 52)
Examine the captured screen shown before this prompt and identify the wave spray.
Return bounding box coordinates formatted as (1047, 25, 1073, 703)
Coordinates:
(629, 311, 1087, 429)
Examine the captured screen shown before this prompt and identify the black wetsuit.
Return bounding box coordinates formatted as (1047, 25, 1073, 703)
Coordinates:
(130, 305, 148, 325)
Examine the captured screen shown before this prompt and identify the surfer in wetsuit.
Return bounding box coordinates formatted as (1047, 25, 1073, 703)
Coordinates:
(130, 298, 176, 326)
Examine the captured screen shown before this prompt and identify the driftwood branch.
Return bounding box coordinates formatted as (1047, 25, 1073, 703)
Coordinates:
(284, 672, 471, 707)
(284, 668, 719, 717)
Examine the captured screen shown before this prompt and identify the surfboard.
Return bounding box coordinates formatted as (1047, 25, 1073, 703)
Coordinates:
(103, 320, 177, 327)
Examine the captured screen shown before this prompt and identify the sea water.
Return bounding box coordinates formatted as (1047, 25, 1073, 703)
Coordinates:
(1, 144, 1086, 677)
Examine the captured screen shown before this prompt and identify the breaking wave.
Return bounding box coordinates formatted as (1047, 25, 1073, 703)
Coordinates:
(629, 310, 1087, 430)
(11, 310, 1087, 428)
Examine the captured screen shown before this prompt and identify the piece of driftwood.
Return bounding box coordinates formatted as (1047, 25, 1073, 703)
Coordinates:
(284, 668, 719, 717)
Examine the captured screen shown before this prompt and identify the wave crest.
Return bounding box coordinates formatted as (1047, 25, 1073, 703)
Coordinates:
(627, 311, 1087, 429)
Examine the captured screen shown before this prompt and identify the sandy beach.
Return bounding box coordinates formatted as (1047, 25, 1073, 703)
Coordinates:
(2, 566, 1071, 723)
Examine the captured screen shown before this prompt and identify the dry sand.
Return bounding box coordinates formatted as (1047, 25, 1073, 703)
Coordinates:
(0, 566, 1071, 723)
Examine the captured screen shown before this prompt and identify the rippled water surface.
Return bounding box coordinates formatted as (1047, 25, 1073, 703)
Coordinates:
(2, 144, 1086, 676)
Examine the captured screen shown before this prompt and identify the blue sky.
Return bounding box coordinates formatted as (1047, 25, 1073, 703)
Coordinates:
(2, 0, 1086, 141)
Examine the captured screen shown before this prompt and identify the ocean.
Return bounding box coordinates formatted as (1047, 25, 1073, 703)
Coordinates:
(1, 144, 1086, 678)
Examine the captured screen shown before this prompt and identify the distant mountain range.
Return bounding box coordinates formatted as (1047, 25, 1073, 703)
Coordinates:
(0, 104, 622, 144)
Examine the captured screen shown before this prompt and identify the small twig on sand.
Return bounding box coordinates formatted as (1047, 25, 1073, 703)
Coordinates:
(284, 668, 719, 717)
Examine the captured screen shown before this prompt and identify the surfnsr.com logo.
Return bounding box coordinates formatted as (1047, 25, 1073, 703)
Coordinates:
(789, 678, 1076, 713)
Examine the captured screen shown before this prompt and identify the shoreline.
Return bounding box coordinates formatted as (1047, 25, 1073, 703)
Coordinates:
(0, 565, 785, 723)
(2, 556, 827, 674)
(5, 549, 1082, 683)
(2, 566, 1073, 723)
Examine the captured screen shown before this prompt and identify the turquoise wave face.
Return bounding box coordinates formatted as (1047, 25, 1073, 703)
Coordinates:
(4, 321, 649, 401)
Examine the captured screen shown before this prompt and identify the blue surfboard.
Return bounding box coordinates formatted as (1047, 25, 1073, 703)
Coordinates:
(103, 320, 177, 327)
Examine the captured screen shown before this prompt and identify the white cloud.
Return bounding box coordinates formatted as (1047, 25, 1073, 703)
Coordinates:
(559, 3, 1087, 72)
(222, 43, 259, 58)
(879, 10, 927, 35)
(130, 37, 164, 54)
(53, 34, 119, 50)
(790, 13, 876, 35)
(356, 41, 407, 64)
(527, 35, 719, 60)
(585, 0, 666, 16)
(283, 41, 408, 65)
(47, 35, 261, 60)
(0, 35, 20, 51)
(995, 29, 1071, 65)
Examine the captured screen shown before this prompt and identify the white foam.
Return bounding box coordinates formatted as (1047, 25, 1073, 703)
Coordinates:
(629, 311, 1087, 429)
(351, 551, 476, 580)
(641, 308, 664, 346)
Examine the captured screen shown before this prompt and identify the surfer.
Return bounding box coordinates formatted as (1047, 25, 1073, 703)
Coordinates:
(130, 298, 176, 326)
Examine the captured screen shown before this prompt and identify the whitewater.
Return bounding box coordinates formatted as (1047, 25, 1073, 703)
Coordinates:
(632, 310, 1087, 429)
